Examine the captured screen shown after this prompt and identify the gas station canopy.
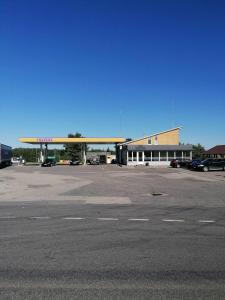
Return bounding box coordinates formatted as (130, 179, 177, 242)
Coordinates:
(19, 137, 126, 144)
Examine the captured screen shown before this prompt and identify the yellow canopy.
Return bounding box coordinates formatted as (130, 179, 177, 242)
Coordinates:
(19, 137, 126, 144)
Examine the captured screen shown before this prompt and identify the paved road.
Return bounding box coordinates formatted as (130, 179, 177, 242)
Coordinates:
(0, 166, 225, 299)
(0, 202, 225, 300)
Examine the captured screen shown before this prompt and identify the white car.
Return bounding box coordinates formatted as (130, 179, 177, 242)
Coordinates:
(11, 157, 20, 165)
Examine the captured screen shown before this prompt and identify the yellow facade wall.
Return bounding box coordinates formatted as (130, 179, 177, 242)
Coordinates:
(128, 129, 180, 145)
(130, 138, 149, 145)
(157, 129, 179, 145)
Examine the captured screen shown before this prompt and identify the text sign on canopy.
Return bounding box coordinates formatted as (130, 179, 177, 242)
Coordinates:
(37, 138, 53, 143)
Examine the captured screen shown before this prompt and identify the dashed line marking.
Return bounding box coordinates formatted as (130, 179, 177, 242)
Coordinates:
(198, 220, 215, 223)
(97, 218, 119, 221)
(30, 216, 50, 219)
(63, 217, 85, 220)
(128, 218, 149, 222)
(0, 216, 218, 224)
(162, 219, 184, 222)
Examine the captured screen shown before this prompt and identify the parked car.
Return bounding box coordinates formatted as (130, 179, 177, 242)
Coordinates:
(11, 157, 20, 165)
(111, 159, 117, 164)
(41, 159, 56, 167)
(196, 159, 225, 172)
(170, 159, 180, 168)
(179, 160, 191, 168)
(88, 157, 100, 165)
(70, 160, 80, 165)
(188, 159, 201, 170)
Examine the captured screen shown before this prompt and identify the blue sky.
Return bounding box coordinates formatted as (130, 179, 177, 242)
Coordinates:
(0, 0, 224, 148)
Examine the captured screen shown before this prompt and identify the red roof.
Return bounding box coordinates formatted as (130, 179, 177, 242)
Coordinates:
(205, 145, 225, 154)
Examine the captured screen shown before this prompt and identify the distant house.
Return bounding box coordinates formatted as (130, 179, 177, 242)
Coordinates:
(87, 151, 116, 164)
(204, 145, 225, 159)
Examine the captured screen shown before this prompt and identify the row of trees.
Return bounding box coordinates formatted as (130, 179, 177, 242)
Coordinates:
(12, 133, 83, 162)
(192, 144, 205, 159)
(12, 148, 69, 162)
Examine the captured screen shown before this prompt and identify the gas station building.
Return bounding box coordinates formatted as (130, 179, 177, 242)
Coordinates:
(117, 128, 192, 166)
(19, 128, 192, 166)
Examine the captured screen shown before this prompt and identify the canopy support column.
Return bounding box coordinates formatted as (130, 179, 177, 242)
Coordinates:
(83, 143, 87, 165)
(39, 144, 44, 163)
(44, 144, 48, 161)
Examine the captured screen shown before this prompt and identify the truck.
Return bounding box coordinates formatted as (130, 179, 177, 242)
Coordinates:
(0, 144, 12, 168)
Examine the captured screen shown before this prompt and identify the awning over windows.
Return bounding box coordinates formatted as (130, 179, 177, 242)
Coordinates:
(126, 145, 193, 151)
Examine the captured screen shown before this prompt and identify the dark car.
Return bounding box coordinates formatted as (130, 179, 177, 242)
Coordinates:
(179, 160, 191, 168)
(170, 159, 180, 168)
(69, 160, 80, 165)
(111, 159, 117, 164)
(196, 158, 225, 172)
(188, 159, 201, 170)
(41, 159, 56, 167)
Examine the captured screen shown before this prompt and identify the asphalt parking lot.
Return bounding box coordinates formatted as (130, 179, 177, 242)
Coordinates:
(0, 165, 225, 299)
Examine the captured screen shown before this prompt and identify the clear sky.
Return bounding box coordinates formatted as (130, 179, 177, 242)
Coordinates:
(0, 0, 224, 148)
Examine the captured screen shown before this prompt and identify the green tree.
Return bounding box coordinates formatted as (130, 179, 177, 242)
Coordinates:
(12, 148, 39, 162)
(64, 132, 83, 161)
(193, 143, 205, 159)
(12, 148, 65, 162)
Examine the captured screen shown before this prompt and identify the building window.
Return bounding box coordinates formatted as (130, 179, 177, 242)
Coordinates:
(160, 151, 167, 161)
(144, 151, 151, 161)
(133, 151, 137, 161)
(148, 138, 152, 144)
(139, 152, 143, 161)
(176, 151, 182, 159)
(168, 151, 175, 161)
(128, 151, 132, 161)
(152, 151, 159, 161)
(183, 151, 190, 159)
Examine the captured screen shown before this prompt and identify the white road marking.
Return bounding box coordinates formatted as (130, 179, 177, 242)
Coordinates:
(30, 216, 50, 219)
(162, 219, 184, 222)
(63, 217, 85, 220)
(128, 218, 149, 221)
(198, 220, 215, 223)
(0, 215, 217, 225)
(97, 218, 119, 221)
